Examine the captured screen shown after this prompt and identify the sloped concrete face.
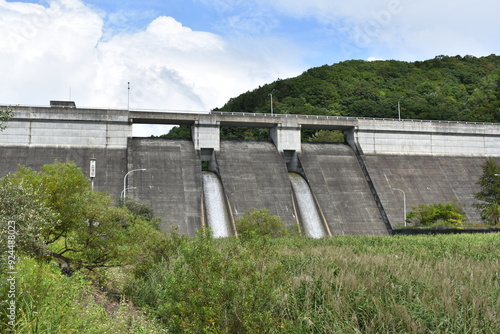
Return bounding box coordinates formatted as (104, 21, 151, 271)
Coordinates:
(364, 155, 500, 226)
(216, 141, 297, 228)
(127, 139, 202, 236)
(299, 143, 389, 236)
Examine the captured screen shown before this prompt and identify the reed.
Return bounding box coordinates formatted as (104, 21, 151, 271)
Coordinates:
(128, 233, 499, 333)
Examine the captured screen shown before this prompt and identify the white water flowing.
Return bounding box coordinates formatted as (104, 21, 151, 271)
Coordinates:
(289, 173, 326, 238)
(202, 172, 232, 238)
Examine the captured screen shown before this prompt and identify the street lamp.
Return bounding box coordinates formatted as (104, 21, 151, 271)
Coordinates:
(269, 89, 275, 115)
(398, 96, 404, 121)
(121, 187, 136, 199)
(392, 188, 406, 227)
(123, 168, 146, 200)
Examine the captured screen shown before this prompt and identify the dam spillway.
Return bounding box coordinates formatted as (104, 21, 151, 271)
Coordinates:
(202, 172, 232, 238)
(1, 105, 499, 236)
(289, 173, 326, 238)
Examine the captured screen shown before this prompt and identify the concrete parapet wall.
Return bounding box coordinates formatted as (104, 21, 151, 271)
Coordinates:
(3, 106, 499, 156)
(357, 119, 500, 156)
(2, 106, 130, 148)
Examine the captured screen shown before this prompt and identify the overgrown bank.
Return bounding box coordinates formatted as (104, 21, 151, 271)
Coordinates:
(3, 233, 497, 333)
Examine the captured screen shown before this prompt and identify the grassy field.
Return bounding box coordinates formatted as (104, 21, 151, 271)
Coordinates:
(2, 233, 499, 333)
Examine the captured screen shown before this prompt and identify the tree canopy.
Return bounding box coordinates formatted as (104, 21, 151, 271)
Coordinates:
(163, 55, 500, 140)
(0, 161, 165, 275)
(474, 157, 500, 225)
(215, 54, 500, 123)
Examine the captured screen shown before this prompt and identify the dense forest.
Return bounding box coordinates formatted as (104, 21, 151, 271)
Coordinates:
(216, 54, 500, 121)
(163, 54, 500, 140)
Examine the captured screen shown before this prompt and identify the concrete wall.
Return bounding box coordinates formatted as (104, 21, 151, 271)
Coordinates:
(299, 143, 389, 235)
(269, 118, 302, 153)
(363, 155, 499, 225)
(1, 105, 499, 235)
(0, 146, 126, 196)
(192, 115, 220, 151)
(2, 106, 130, 148)
(216, 141, 297, 228)
(356, 119, 500, 156)
(4, 106, 500, 156)
(127, 138, 202, 236)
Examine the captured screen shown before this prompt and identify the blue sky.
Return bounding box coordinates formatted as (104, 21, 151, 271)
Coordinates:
(1, 0, 500, 134)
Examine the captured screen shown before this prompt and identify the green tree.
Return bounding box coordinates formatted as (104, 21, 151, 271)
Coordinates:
(157, 125, 191, 139)
(474, 157, 500, 224)
(2, 161, 163, 274)
(214, 55, 500, 123)
(406, 202, 466, 227)
(0, 179, 59, 260)
(0, 105, 13, 131)
(236, 208, 288, 238)
(307, 130, 344, 143)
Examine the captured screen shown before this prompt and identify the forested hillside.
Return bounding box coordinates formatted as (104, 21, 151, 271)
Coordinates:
(215, 55, 500, 122)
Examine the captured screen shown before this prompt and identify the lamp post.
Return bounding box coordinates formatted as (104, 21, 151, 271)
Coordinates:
(123, 168, 146, 200)
(269, 89, 275, 115)
(392, 188, 406, 227)
(398, 96, 404, 121)
(121, 187, 136, 199)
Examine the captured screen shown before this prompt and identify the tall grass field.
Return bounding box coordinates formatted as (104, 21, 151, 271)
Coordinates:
(2, 233, 499, 333)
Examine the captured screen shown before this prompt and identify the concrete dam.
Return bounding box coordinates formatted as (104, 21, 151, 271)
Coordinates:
(1, 103, 499, 236)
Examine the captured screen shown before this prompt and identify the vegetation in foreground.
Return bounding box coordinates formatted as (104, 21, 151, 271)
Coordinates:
(1, 233, 498, 333)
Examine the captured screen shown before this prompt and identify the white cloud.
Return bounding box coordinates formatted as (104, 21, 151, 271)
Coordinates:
(3, 0, 498, 137)
(264, 0, 500, 60)
(0, 0, 302, 137)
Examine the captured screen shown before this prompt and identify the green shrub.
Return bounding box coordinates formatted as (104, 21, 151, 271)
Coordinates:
(0, 257, 163, 333)
(406, 202, 466, 227)
(235, 208, 288, 238)
(126, 232, 288, 333)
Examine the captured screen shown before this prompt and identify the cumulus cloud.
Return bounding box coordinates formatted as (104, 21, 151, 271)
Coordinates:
(0, 0, 302, 118)
(2, 0, 499, 136)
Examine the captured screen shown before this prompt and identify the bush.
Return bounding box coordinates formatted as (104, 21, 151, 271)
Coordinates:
(126, 232, 288, 332)
(406, 202, 466, 227)
(0, 257, 163, 333)
(236, 208, 289, 238)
